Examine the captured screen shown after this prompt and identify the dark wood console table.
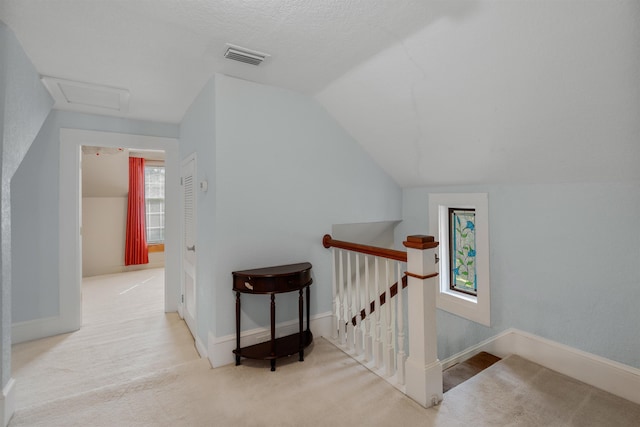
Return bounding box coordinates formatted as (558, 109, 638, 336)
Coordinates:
(232, 262, 313, 371)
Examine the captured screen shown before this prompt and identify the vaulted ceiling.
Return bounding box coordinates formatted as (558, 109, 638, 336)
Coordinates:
(2, 0, 638, 187)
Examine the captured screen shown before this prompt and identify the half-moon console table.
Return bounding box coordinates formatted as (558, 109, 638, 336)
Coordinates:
(232, 262, 313, 371)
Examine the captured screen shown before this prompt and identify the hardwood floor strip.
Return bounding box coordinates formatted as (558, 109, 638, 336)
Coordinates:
(443, 351, 501, 393)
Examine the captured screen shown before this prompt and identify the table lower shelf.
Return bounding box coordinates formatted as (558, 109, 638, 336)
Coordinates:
(234, 330, 313, 361)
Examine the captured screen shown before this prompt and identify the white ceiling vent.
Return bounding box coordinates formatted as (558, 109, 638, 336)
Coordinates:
(224, 44, 269, 66)
(41, 76, 130, 115)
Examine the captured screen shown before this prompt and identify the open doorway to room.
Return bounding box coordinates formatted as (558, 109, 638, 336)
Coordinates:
(81, 147, 167, 276)
(59, 129, 182, 336)
(80, 145, 166, 324)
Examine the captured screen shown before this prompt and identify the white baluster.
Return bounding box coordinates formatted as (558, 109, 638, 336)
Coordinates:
(338, 250, 345, 345)
(374, 257, 383, 369)
(354, 254, 363, 356)
(385, 259, 395, 377)
(346, 252, 354, 350)
(331, 248, 338, 340)
(396, 262, 406, 385)
(364, 255, 373, 362)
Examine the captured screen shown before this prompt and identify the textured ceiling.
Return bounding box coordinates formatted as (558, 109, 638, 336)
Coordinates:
(0, 0, 444, 123)
(2, 1, 639, 187)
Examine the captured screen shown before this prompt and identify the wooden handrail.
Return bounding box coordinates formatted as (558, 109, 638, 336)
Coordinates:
(321, 234, 410, 326)
(322, 234, 407, 262)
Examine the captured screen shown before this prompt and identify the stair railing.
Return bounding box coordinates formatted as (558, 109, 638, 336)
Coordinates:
(323, 234, 443, 407)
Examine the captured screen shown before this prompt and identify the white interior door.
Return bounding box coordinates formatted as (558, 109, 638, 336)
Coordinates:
(181, 155, 197, 338)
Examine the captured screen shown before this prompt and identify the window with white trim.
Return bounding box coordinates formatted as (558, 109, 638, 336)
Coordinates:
(144, 164, 165, 244)
(429, 193, 490, 326)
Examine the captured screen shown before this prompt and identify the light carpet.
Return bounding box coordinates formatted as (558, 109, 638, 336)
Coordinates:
(10, 269, 640, 426)
(11, 269, 200, 411)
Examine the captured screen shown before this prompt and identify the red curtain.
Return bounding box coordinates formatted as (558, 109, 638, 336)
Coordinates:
(125, 157, 149, 265)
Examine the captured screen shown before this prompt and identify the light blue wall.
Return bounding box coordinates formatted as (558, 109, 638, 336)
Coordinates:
(0, 23, 53, 179)
(179, 73, 402, 340)
(0, 20, 53, 388)
(178, 76, 216, 343)
(398, 182, 640, 369)
(11, 110, 178, 324)
(214, 74, 402, 337)
(10, 113, 59, 322)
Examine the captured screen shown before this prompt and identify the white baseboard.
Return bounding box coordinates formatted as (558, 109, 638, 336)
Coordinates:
(83, 261, 166, 278)
(1, 378, 15, 427)
(194, 334, 208, 359)
(441, 328, 640, 405)
(12, 316, 78, 344)
(208, 311, 333, 368)
(440, 328, 516, 370)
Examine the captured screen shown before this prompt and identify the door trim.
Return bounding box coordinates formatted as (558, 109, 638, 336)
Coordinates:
(55, 129, 180, 338)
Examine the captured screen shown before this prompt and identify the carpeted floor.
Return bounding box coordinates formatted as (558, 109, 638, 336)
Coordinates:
(10, 269, 640, 426)
(11, 269, 200, 412)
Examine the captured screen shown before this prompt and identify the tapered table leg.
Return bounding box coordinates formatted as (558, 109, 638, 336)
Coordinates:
(270, 293, 276, 371)
(235, 291, 241, 365)
(299, 289, 304, 362)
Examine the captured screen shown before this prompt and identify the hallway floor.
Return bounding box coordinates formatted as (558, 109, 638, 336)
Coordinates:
(11, 269, 200, 411)
(10, 269, 640, 426)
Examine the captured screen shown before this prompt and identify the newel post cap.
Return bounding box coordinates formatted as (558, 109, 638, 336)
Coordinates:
(403, 235, 439, 250)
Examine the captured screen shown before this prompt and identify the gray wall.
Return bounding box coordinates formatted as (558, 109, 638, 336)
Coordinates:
(179, 74, 402, 343)
(398, 182, 640, 369)
(0, 20, 53, 393)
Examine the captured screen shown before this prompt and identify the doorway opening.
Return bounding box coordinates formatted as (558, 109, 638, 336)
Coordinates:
(81, 146, 166, 276)
(80, 145, 167, 323)
(59, 129, 181, 335)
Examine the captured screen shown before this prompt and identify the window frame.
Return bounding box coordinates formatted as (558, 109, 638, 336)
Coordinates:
(144, 162, 165, 247)
(448, 207, 477, 297)
(429, 193, 490, 326)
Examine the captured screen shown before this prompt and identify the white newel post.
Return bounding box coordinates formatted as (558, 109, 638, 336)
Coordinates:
(403, 235, 442, 408)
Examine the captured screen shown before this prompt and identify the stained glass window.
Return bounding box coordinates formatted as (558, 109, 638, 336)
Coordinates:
(449, 208, 476, 296)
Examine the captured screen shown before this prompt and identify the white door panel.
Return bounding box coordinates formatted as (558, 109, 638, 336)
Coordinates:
(182, 155, 197, 338)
